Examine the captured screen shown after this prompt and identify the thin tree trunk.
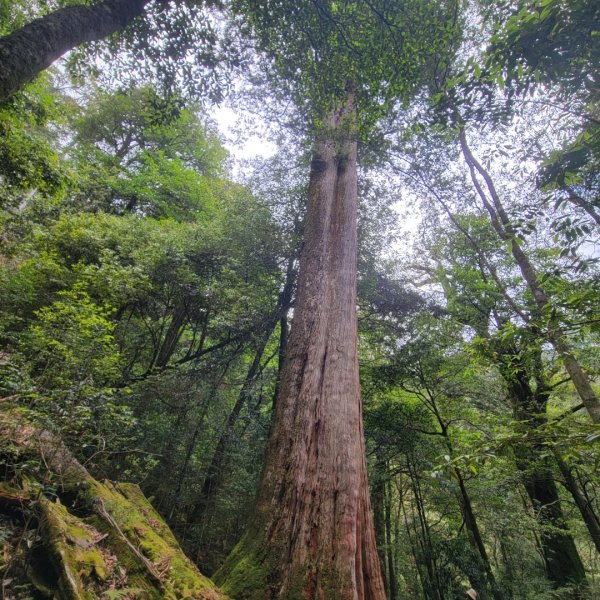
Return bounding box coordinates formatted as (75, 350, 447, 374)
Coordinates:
(423, 392, 502, 600)
(155, 302, 188, 369)
(168, 365, 233, 522)
(215, 93, 386, 599)
(438, 428, 502, 600)
(372, 456, 388, 595)
(272, 254, 296, 412)
(392, 496, 402, 596)
(554, 449, 600, 554)
(189, 325, 276, 524)
(155, 402, 191, 513)
(399, 474, 431, 599)
(190, 255, 297, 524)
(454, 468, 501, 600)
(384, 479, 398, 600)
(498, 539, 515, 599)
(407, 457, 446, 600)
(0, 0, 151, 102)
(563, 186, 600, 227)
(503, 361, 588, 590)
(459, 128, 600, 424)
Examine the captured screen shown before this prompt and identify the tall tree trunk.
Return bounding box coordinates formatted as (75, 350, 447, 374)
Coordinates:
(518, 456, 587, 588)
(459, 128, 600, 424)
(272, 254, 296, 411)
(0, 0, 150, 101)
(424, 393, 502, 600)
(454, 468, 502, 600)
(214, 94, 386, 599)
(437, 427, 502, 600)
(155, 301, 188, 369)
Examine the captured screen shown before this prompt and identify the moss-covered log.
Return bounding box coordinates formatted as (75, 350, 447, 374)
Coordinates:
(0, 409, 229, 599)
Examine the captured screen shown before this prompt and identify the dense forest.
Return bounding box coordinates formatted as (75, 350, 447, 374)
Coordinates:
(0, 1, 598, 599)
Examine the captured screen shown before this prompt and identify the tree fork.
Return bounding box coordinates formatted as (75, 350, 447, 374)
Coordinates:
(214, 94, 386, 599)
(0, 0, 152, 102)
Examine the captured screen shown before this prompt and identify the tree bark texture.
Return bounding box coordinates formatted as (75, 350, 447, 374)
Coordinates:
(214, 95, 386, 600)
(0, 0, 150, 102)
(459, 128, 600, 424)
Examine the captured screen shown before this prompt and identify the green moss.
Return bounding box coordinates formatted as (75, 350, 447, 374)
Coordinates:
(215, 528, 351, 600)
(77, 549, 109, 581)
(41, 497, 108, 600)
(86, 480, 228, 599)
(0, 481, 30, 501)
(2, 407, 228, 599)
(39, 481, 230, 599)
(219, 555, 267, 600)
(214, 531, 270, 600)
(0, 481, 20, 493)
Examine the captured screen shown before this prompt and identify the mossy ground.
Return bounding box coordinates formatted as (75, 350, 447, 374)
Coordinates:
(41, 497, 112, 599)
(0, 407, 229, 599)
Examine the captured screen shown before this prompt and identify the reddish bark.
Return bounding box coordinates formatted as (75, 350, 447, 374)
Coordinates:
(215, 95, 386, 599)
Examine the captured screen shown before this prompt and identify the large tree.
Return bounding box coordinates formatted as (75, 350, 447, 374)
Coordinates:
(0, 0, 149, 100)
(213, 1, 461, 598)
(0, 0, 225, 102)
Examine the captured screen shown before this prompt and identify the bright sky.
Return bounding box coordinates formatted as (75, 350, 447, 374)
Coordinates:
(212, 105, 276, 161)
